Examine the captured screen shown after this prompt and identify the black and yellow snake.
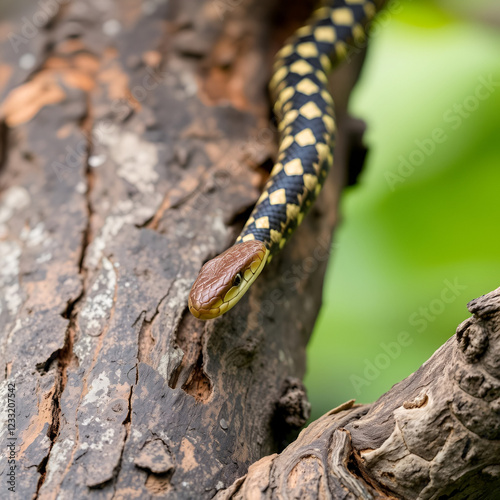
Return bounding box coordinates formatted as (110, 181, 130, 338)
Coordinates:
(189, 0, 381, 319)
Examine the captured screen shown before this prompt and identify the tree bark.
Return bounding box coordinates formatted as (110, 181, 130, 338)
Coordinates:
(217, 287, 500, 499)
(1, 1, 496, 499)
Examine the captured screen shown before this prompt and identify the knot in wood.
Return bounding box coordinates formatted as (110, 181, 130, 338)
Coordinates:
(456, 319, 489, 363)
(403, 392, 428, 410)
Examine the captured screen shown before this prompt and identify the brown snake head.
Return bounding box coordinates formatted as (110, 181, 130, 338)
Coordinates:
(189, 240, 269, 320)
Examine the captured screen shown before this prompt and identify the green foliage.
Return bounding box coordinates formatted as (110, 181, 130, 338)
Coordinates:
(305, 0, 500, 419)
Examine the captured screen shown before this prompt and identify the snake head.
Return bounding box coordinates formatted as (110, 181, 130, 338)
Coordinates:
(188, 240, 268, 320)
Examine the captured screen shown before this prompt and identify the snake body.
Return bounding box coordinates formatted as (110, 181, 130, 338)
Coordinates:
(189, 0, 379, 319)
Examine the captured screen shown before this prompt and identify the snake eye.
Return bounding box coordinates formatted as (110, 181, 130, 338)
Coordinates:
(233, 273, 242, 287)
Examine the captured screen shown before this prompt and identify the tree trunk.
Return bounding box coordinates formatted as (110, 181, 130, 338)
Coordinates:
(1, 1, 496, 499)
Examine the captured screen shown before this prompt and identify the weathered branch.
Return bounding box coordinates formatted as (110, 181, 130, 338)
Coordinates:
(218, 287, 500, 499)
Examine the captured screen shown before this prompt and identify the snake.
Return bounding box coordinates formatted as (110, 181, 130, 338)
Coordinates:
(189, 0, 380, 320)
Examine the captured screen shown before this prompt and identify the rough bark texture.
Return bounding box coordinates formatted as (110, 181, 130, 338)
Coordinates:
(2, 1, 496, 499)
(0, 0, 362, 498)
(217, 288, 500, 500)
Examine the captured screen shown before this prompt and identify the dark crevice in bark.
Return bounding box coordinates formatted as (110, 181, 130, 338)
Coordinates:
(0, 120, 8, 182)
(78, 82, 96, 274)
(140, 174, 207, 231)
(34, 319, 75, 498)
(78, 164, 93, 273)
(110, 382, 135, 498)
(138, 286, 172, 362)
(181, 349, 212, 402)
(168, 310, 212, 401)
(347, 445, 399, 499)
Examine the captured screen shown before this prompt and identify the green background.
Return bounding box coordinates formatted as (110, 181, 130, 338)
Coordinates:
(305, 0, 500, 419)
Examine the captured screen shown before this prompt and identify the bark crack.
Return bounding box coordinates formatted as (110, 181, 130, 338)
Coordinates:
(34, 309, 76, 498)
(168, 310, 212, 401)
(0, 120, 8, 182)
(138, 285, 173, 363)
(33, 25, 97, 494)
(111, 380, 136, 499)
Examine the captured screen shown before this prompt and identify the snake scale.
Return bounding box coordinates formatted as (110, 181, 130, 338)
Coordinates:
(189, 0, 380, 319)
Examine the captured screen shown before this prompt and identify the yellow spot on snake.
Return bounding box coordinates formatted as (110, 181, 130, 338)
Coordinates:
(246, 217, 255, 225)
(295, 128, 316, 147)
(314, 26, 337, 44)
(255, 216, 270, 229)
(257, 191, 268, 204)
(296, 25, 313, 37)
(303, 173, 318, 191)
(284, 158, 304, 176)
(316, 142, 329, 161)
(276, 44, 294, 60)
(323, 115, 335, 133)
(315, 70, 327, 84)
(336, 41, 347, 59)
(270, 66, 288, 90)
(279, 134, 294, 152)
(242, 234, 255, 242)
(321, 89, 333, 104)
(296, 42, 318, 58)
(352, 24, 365, 42)
(279, 238, 286, 249)
(296, 78, 319, 95)
(320, 54, 331, 72)
(270, 229, 281, 243)
(299, 101, 322, 120)
(315, 183, 322, 197)
(269, 188, 286, 205)
(250, 260, 261, 273)
(331, 8, 354, 25)
(271, 163, 283, 175)
(289, 60, 313, 76)
(279, 109, 299, 130)
(286, 203, 300, 220)
(364, 3, 376, 17)
(312, 7, 331, 20)
(278, 85, 295, 104)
